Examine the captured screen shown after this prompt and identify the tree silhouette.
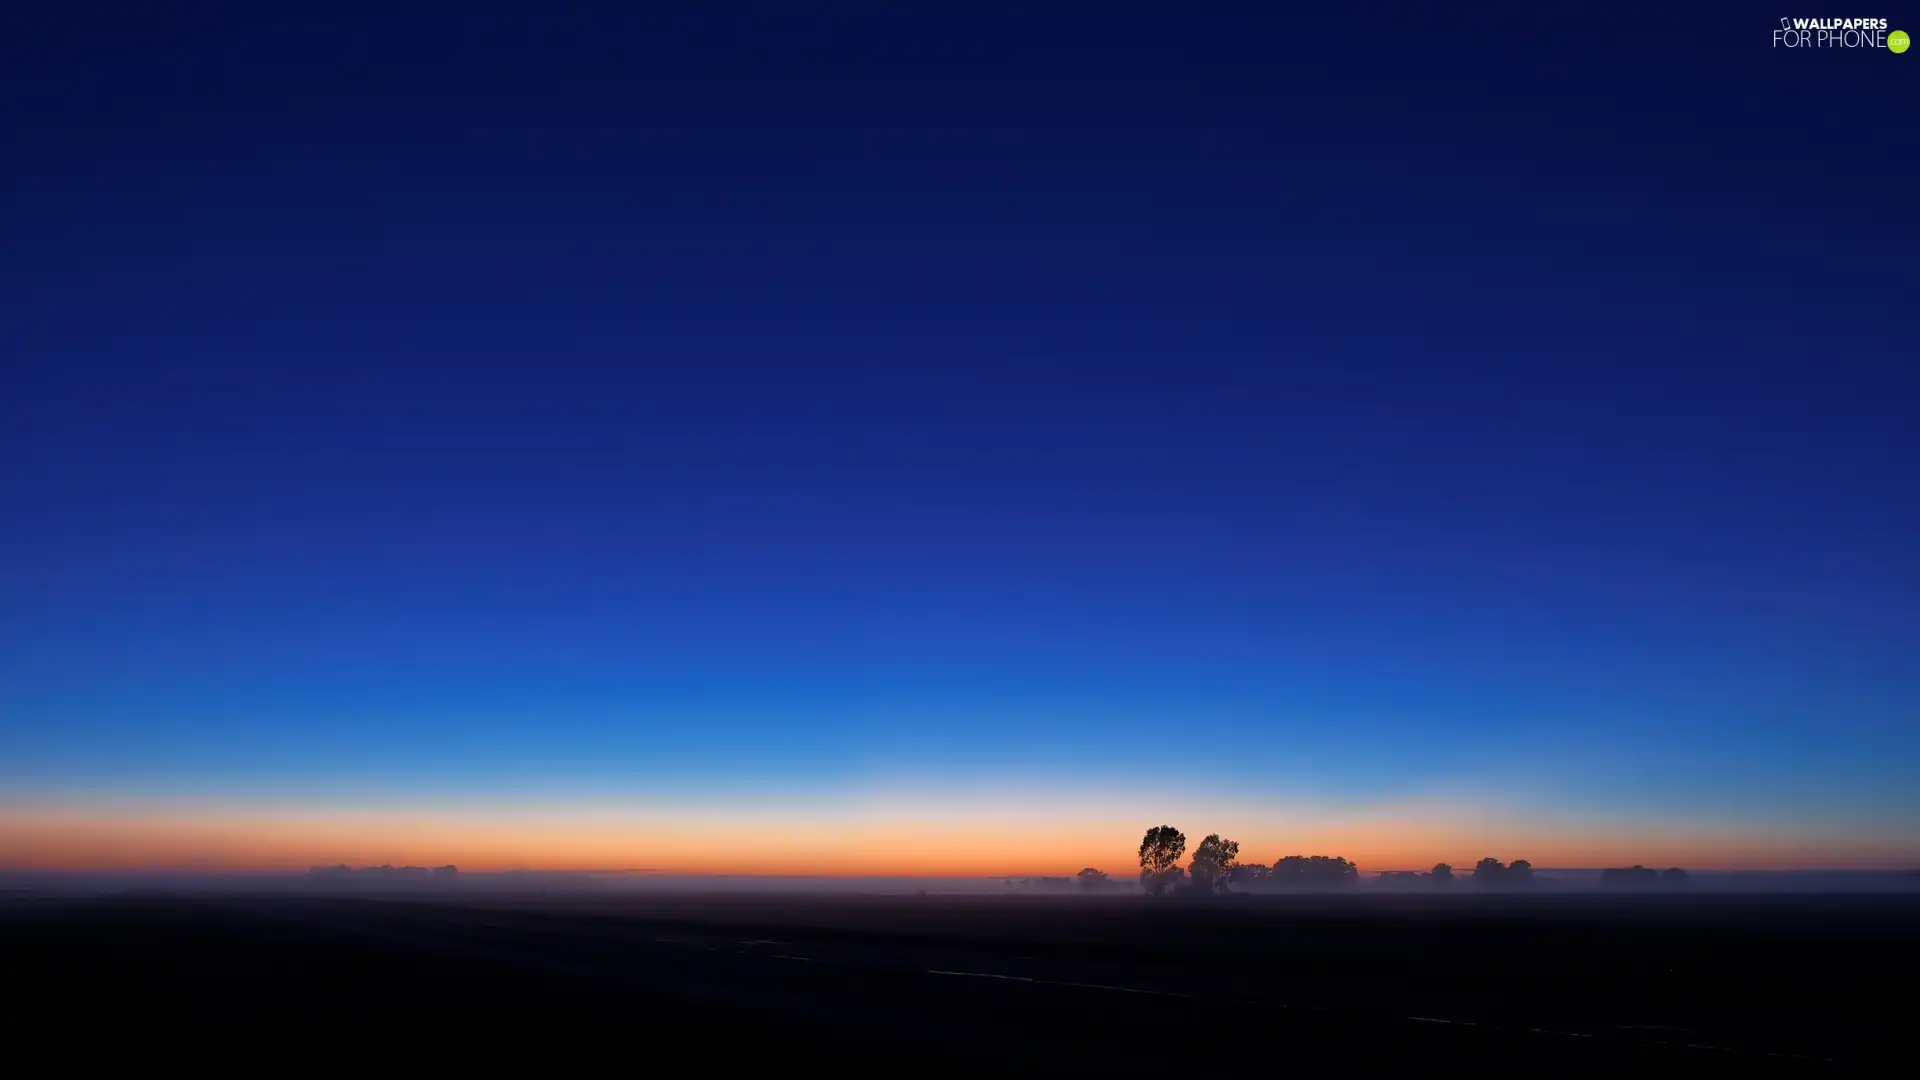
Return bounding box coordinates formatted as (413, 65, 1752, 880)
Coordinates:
(1507, 859, 1534, 885)
(1232, 862, 1271, 886)
(1661, 867, 1691, 886)
(1138, 825, 1187, 896)
(1077, 867, 1111, 890)
(1430, 862, 1453, 885)
(1189, 834, 1240, 893)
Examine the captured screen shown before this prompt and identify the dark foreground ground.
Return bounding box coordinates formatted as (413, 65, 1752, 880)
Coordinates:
(3, 891, 1912, 1076)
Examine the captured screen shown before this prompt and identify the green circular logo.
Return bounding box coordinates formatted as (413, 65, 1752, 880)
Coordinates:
(1893, 29, 1912, 53)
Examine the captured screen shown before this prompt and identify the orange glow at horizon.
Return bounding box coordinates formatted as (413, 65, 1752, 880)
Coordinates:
(5, 800, 1914, 875)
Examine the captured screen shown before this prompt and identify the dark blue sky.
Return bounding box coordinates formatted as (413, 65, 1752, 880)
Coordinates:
(2, 4, 1915, 869)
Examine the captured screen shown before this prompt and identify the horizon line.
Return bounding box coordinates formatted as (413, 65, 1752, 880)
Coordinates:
(7, 865, 1917, 878)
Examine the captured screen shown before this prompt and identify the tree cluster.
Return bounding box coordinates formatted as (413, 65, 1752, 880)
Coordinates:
(1268, 855, 1360, 886)
(1122, 830, 1695, 894)
(306, 864, 459, 885)
(1136, 827, 1361, 895)
(1473, 857, 1534, 887)
(1599, 865, 1691, 887)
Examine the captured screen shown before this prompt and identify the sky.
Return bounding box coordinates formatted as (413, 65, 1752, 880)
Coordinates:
(2, 4, 1916, 875)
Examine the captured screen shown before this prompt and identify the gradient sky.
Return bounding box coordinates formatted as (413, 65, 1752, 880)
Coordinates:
(2, 4, 1916, 874)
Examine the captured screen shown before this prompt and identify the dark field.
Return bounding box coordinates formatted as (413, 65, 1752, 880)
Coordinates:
(3, 892, 1912, 1075)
